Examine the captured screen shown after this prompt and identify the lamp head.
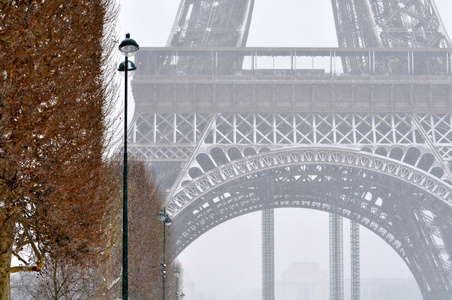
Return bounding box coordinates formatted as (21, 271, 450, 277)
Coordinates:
(157, 209, 166, 221)
(119, 33, 139, 57)
(118, 60, 137, 72)
(117, 60, 137, 77)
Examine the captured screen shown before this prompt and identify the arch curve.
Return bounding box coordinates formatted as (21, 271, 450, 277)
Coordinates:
(169, 148, 452, 215)
(168, 147, 452, 297)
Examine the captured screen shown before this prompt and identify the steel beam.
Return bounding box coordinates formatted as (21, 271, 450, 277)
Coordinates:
(262, 208, 275, 300)
(351, 221, 360, 300)
(330, 214, 344, 300)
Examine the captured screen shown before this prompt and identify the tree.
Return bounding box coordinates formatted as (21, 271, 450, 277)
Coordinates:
(10, 255, 104, 299)
(129, 159, 179, 299)
(0, 1, 119, 299)
(99, 158, 180, 299)
(9, 271, 36, 300)
(31, 257, 99, 300)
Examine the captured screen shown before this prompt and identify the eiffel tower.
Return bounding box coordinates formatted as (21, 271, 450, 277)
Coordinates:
(129, 1, 452, 299)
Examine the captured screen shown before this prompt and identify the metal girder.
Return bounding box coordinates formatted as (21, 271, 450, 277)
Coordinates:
(167, 0, 254, 47)
(126, 111, 452, 298)
(127, 112, 452, 298)
(132, 76, 452, 114)
(128, 112, 452, 189)
(331, 0, 451, 74)
(329, 214, 344, 300)
(262, 207, 275, 300)
(162, 0, 255, 75)
(260, 181, 275, 300)
(134, 47, 452, 79)
(167, 160, 452, 298)
(167, 0, 450, 50)
(331, 0, 380, 74)
(160, 0, 450, 75)
(367, 0, 451, 48)
(350, 221, 360, 300)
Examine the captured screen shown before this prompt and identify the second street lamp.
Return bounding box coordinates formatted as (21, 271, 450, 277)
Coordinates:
(174, 269, 180, 299)
(157, 208, 172, 300)
(118, 33, 139, 300)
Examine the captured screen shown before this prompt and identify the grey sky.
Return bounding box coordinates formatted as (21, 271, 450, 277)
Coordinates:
(118, 1, 452, 299)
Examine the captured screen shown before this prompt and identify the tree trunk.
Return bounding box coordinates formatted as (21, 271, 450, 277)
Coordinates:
(0, 219, 14, 300)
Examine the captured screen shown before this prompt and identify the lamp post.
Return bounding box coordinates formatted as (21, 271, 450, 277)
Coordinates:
(157, 207, 172, 300)
(174, 269, 180, 299)
(179, 292, 185, 300)
(118, 33, 139, 300)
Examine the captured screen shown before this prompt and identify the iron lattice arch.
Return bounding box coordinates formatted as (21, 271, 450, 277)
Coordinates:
(129, 112, 452, 189)
(167, 148, 452, 298)
(127, 112, 452, 298)
(129, 0, 452, 298)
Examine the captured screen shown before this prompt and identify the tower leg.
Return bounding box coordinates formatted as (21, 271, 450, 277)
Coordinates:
(329, 213, 344, 300)
(351, 220, 361, 300)
(262, 208, 275, 300)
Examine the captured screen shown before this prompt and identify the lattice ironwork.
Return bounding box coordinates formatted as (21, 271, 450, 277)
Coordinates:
(167, 156, 452, 295)
(351, 221, 360, 300)
(330, 214, 344, 300)
(262, 207, 275, 300)
(127, 112, 452, 298)
(331, 0, 451, 74)
(206, 113, 424, 146)
(160, 148, 452, 297)
(131, 113, 452, 150)
(130, 112, 452, 188)
(131, 113, 210, 146)
(135, 112, 452, 198)
(167, 0, 254, 47)
(332, 0, 451, 49)
(167, 148, 452, 215)
(127, 0, 452, 298)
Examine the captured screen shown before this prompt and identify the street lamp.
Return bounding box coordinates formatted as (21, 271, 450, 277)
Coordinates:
(179, 292, 185, 300)
(118, 33, 139, 300)
(157, 207, 172, 300)
(174, 269, 180, 299)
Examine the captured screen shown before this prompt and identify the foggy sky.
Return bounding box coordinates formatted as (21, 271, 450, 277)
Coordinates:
(118, 1, 452, 299)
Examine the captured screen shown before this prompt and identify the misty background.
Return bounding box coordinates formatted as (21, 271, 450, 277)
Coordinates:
(117, 1, 452, 299)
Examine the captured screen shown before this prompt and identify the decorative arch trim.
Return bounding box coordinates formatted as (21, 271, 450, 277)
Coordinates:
(167, 147, 452, 216)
